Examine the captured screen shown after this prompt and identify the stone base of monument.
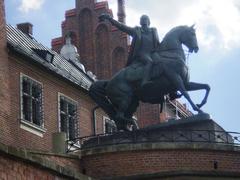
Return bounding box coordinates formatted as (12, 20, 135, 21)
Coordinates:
(82, 113, 233, 148)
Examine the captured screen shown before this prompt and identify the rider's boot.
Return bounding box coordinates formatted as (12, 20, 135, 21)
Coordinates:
(141, 62, 152, 87)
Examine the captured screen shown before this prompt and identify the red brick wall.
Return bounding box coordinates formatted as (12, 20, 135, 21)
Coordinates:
(0, 0, 11, 158)
(0, 154, 66, 179)
(0, 0, 10, 120)
(0, 142, 91, 179)
(0, 0, 6, 46)
(137, 103, 162, 128)
(0, 52, 105, 151)
(0, 0, 6, 51)
(0, 147, 90, 179)
(82, 148, 240, 178)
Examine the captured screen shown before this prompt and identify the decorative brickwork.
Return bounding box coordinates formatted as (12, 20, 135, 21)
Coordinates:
(52, 0, 128, 77)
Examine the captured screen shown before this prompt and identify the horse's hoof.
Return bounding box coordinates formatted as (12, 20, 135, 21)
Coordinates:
(117, 124, 131, 132)
(125, 126, 132, 132)
(198, 110, 204, 114)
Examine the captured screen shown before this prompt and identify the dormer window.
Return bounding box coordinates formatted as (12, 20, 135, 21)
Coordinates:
(32, 48, 54, 63)
(46, 52, 53, 62)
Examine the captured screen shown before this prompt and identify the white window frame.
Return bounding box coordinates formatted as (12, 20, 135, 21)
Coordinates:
(103, 116, 117, 134)
(58, 93, 79, 140)
(20, 73, 46, 137)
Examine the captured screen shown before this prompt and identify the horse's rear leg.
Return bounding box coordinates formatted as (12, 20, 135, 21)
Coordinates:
(124, 95, 139, 130)
(110, 94, 134, 131)
(106, 79, 137, 130)
(185, 82, 210, 108)
(89, 81, 116, 119)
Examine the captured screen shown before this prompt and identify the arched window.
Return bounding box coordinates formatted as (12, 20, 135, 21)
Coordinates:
(79, 9, 94, 70)
(95, 24, 110, 79)
(112, 47, 126, 75)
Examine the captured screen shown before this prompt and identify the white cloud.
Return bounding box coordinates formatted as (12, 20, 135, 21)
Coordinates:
(108, 0, 240, 51)
(179, 0, 240, 50)
(18, 0, 45, 13)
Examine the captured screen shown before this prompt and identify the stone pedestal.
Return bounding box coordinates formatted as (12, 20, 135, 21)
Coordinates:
(82, 113, 233, 148)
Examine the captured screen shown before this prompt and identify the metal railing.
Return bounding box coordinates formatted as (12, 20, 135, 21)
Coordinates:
(66, 130, 240, 153)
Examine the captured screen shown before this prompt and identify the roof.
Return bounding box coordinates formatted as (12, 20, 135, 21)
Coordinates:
(6, 24, 93, 91)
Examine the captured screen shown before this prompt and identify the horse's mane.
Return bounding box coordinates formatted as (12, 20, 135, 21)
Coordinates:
(163, 25, 189, 40)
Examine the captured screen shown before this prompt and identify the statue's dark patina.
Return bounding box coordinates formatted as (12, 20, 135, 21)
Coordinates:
(89, 14, 210, 131)
(100, 14, 159, 87)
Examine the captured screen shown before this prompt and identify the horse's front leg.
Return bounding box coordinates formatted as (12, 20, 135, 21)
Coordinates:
(166, 72, 203, 113)
(185, 82, 211, 108)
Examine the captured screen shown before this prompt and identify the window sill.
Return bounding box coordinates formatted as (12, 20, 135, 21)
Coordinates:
(20, 119, 47, 137)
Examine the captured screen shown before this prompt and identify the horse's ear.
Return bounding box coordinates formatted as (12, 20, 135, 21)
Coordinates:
(190, 24, 196, 29)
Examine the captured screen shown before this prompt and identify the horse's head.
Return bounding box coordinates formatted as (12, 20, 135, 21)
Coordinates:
(160, 25, 199, 55)
(180, 25, 199, 53)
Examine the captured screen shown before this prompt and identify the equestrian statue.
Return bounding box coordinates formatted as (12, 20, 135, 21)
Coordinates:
(89, 13, 211, 131)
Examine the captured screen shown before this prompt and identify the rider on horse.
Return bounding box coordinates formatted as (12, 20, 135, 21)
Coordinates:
(92, 15, 209, 131)
(99, 14, 160, 87)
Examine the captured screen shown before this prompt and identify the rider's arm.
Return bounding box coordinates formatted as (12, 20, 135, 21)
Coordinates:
(99, 14, 135, 35)
(108, 18, 135, 35)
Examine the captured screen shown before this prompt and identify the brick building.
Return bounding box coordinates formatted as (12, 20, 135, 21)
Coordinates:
(1, 3, 110, 152)
(1, 0, 240, 179)
(51, 0, 192, 128)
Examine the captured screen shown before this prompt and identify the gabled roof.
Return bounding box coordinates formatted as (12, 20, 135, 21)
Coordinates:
(6, 24, 93, 91)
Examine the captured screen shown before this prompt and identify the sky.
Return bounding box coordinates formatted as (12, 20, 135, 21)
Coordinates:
(5, 0, 240, 132)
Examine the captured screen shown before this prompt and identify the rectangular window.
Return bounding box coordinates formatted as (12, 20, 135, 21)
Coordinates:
(59, 94, 78, 140)
(20, 74, 46, 137)
(21, 75, 43, 127)
(103, 117, 117, 134)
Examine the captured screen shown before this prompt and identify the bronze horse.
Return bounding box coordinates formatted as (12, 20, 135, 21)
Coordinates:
(89, 25, 210, 131)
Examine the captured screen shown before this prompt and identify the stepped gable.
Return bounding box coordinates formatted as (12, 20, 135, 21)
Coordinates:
(51, 0, 129, 79)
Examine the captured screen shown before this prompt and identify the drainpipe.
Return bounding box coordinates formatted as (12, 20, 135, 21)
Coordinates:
(92, 105, 100, 136)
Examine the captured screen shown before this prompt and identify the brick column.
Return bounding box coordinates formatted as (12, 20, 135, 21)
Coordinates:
(0, 0, 10, 116)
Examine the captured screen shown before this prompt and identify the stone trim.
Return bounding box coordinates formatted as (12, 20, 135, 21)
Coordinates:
(81, 142, 240, 156)
(28, 149, 79, 159)
(103, 170, 240, 180)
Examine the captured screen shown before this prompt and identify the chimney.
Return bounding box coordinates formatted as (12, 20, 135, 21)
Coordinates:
(17, 22, 33, 35)
(117, 0, 126, 24)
